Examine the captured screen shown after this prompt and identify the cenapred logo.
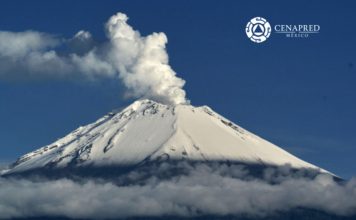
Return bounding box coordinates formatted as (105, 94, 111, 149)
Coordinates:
(246, 16, 320, 43)
(245, 17, 271, 43)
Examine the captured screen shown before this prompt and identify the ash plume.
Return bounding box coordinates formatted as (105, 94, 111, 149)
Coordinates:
(0, 12, 187, 105)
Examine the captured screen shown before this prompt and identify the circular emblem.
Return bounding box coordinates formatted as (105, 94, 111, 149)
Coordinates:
(245, 17, 271, 43)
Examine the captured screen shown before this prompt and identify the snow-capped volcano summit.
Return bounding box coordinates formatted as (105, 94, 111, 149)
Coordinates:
(3, 99, 327, 175)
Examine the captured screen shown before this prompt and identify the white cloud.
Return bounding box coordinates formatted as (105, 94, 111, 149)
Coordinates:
(0, 12, 188, 105)
(0, 163, 355, 219)
(0, 31, 59, 58)
(0, 30, 114, 81)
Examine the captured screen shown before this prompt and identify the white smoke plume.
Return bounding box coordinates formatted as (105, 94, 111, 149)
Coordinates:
(106, 13, 187, 105)
(0, 12, 187, 105)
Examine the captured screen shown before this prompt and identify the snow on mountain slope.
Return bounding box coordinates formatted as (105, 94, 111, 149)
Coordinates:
(3, 99, 327, 175)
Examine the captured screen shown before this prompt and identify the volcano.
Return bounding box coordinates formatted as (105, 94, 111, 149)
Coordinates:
(2, 99, 329, 176)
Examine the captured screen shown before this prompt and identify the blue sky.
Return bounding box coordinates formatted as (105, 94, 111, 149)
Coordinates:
(0, 0, 355, 178)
